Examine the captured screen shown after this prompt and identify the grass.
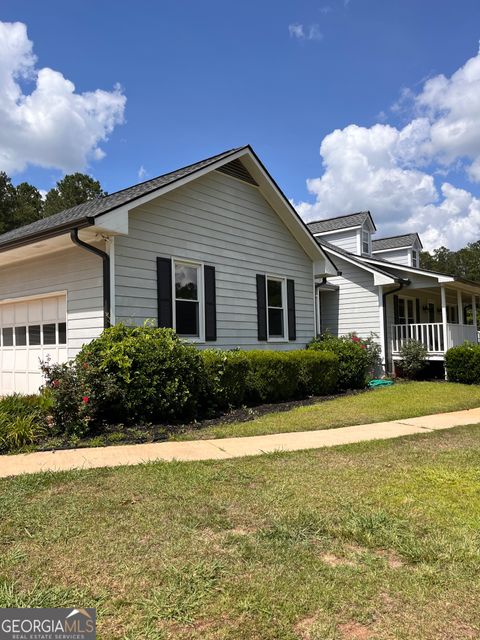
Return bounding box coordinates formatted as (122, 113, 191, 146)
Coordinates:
(1, 425, 480, 639)
(174, 381, 480, 440)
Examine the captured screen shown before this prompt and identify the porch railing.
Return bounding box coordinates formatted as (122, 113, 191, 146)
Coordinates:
(391, 323, 478, 355)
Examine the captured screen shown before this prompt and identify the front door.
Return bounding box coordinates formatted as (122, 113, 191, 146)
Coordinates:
(398, 297, 416, 325)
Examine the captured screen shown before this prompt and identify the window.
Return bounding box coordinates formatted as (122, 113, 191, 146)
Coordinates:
(174, 260, 202, 338)
(2, 327, 13, 347)
(362, 229, 371, 255)
(267, 276, 286, 339)
(15, 326, 27, 346)
(43, 324, 56, 345)
(58, 322, 67, 344)
(412, 250, 419, 267)
(28, 325, 41, 345)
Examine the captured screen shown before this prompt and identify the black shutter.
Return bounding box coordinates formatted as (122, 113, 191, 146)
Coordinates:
(256, 274, 267, 341)
(157, 257, 173, 328)
(393, 295, 399, 324)
(287, 279, 296, 341)
(415, 298, 420, 322)
(204, 265, 217, 341)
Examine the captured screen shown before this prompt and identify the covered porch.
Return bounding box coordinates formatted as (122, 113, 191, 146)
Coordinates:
(389, 284, 479, 360)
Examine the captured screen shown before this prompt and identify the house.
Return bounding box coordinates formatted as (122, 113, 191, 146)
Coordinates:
(308, 212, 480, 372)
(0, 145, 337, 395)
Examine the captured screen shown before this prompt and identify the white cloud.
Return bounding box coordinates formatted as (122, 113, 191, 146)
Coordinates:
(138, 165, 147, 180)
(288, 23, 322, 41)
(0, 21, 126, 175)
(295, 49, 480, 250)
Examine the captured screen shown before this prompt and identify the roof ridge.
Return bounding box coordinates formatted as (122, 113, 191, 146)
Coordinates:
(307, 211, 370, 225)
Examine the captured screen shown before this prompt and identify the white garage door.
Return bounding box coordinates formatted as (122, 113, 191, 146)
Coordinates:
(0, 294, 68, 395)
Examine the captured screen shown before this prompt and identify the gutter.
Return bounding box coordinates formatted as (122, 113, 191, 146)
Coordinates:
(70, 228, 111, 329)
(0, 218, 94, 253)
(382, 278, 410, 374)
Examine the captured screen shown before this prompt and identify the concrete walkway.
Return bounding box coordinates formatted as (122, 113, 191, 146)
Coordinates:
(1, 407, 480, 479)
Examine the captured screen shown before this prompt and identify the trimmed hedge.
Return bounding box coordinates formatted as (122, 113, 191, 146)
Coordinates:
(42, 325, 341, 431)
(445, 343, 480, 384)
(201, 349, 250, 414)
(307, 334, 371, 390)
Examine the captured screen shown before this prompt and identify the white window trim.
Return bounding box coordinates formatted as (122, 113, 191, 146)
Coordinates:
(412, 249, 419, 268)
(171, 257, 205, 343)
(265, 274, 288, 342)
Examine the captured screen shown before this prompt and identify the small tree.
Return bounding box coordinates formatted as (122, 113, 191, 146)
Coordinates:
(398, 340, 428, 379)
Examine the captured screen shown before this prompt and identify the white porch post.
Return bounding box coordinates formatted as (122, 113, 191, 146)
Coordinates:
(378, 286, 386, 372)
(457, 289, 463, 325)
(472, 294, 477, 339)
(441, 286, 448, 350)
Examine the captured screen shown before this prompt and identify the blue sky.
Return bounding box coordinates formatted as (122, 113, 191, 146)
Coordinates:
(2, 0, 480, 249)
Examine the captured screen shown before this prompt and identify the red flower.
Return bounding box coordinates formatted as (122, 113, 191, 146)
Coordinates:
(52, 379, 60, 388)
(82, 362, 89, 369)
(82, 396, 89, 404)
(351, 336, 360, 342)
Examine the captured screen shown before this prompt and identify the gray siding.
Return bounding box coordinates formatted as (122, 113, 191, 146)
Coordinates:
(0, 246, 103, 357)
(320, 255, 380, 339)
(114, 170, 315, 349)
(373, 248, 411, 266)
(315, 228, 360, 254)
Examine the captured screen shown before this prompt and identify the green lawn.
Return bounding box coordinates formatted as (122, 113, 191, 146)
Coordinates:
(174, 381, 480, 440)
(1, 425, 480, 639)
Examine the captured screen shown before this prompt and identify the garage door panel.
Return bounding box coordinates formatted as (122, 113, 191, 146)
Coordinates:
(0, 295, 67, 395)
(2, 305, 14, 325)
(28, 300, 42, 323)
(15, 349, 28, 369)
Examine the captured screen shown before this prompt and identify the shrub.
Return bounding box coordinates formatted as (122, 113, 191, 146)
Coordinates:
(200, 349, 250, 414)
(41, 359, 91, 436)
(244, 351, 302, 404)
(288, 350, 338, 396)
(445, 343, 480, 384)
(0, 413, 46, 452)
(0, 393, 50, 452)
(308, 333, 371, 390)
(398, 340, 428, 379)
(44, 324, 205, 429)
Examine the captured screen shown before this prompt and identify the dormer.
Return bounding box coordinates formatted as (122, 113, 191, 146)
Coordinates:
(307, 211, 376, 257)
(372, 233, 423, 267)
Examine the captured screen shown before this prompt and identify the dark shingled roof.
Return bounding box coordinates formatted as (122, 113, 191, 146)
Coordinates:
(307, 211, 375, 234)
(372, 233, 422, 251)
(0, 146, 246, 250)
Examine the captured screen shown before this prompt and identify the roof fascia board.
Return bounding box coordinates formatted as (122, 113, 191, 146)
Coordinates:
(360, 255, 456, 282)
(312, 225, 362, 236)
(372, 246, 413, 254)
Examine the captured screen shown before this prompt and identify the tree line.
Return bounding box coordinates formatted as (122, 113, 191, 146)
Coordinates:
(0, 172, 105, 235)
(421, 242, 480, 283)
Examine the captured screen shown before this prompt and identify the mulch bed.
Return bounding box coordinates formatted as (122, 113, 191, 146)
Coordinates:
(28, 388, 367, 453)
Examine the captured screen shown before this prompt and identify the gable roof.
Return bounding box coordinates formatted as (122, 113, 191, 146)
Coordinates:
(316, 238, 398, 285)
(0, 145, 338, 275)
(307, 211, 376, 234)
(372, 233, 422, 251)
(0, 146, 245, 250)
